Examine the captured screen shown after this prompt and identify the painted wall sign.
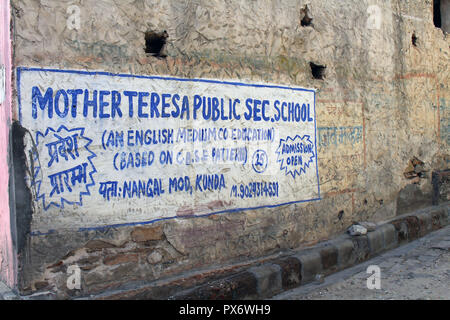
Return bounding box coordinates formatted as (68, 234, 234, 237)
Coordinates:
(17, 67, 320, 233)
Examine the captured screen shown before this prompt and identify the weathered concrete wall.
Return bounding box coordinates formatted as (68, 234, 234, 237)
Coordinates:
(0, 0, 15, 288)
(8, 0, 449, 297)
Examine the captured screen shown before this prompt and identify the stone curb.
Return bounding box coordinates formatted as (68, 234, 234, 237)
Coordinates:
(169, 203, 449, 300)
(6, 203, 449, 300)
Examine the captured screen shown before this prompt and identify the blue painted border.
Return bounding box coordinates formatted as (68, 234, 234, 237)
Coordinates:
(314, 91, 321, 200)
(16, 67, 321, 236)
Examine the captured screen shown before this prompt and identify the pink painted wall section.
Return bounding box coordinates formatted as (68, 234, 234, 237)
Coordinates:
(0, 0, 15, 288)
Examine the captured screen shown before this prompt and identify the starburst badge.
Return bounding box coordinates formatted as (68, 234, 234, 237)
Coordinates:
(31, 125, 97, 210)
(276, 135, 315, 179)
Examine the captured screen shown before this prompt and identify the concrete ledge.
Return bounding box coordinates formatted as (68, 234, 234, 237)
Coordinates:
(390, 219, 409, 244)
(414, 211, 433, 237)
(319, 245, 338, 275)
(430, 207, 448, 230)
(166, 203, 448, 301)
(248, 264, 282, 298)
(380, 224, 398, 250)
(367, 228, 385, 256)
(170, 271, 258, 300)
(12, 203, 449, 300)
(334, 239, 355, 269)
(293, 251, 322, 284)
(391, 215, 421, 241)
(271, 257, 302, 290)
(350, 235, 370, 263)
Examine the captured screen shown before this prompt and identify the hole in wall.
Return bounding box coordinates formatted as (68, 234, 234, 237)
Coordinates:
(145, 30, 169, 58)
(434, 0, 450, 33)
(404, 156, 426, 180)
(411, 32, 418, 46)
(300, 5, 313, 27)
(309, 62, 326, 80)
(338, 210, 344, 220)
(434, 0, 442, 28)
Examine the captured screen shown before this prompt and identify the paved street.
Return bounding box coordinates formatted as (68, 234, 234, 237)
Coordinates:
(273, 225, 450, 300)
